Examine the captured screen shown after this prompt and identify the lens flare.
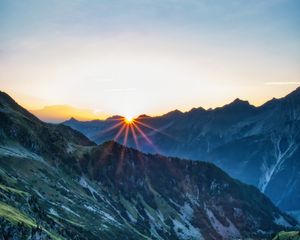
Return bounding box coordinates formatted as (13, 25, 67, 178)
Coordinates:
(100, 114, 166, 155)
(124, 116, 134, 124)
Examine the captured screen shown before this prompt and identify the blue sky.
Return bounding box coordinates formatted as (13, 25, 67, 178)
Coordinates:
(0, 0, 299, 119)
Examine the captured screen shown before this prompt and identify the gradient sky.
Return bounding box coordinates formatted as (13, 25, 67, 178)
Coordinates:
(1, 0, 300, 120)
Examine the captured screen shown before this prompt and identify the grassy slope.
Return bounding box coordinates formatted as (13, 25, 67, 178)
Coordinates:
(0, 153, 155, 239)
(273, 231, 300, 240)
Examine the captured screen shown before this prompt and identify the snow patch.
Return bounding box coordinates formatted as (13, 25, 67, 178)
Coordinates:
(205, 207, 241, 239)
(63, 196, 75, 204)
(79, 177, 98, 198)
(157, 211, 165, 223)
(84, 204, 97, 213)
(0, 145, 45, 163)
(61, 205, 80, 217)
(127, 211, 137, 223)
(186, 192, 200, 206)
(172, 202, 203, 240)
(58, 182, 70, 193)
(169, 199, 181, 208)
(145, 209, 155, 222)
(98, 210, 119, 224)
(180, 202, 194, 221)
(259, 134, 297, 192)
(66, 143, 76, 153)
(49, 208, 59, 217)
(83, 204, 121, 226)
(172, 219, 203, 240)
(149, 222, 163, 240)
(33, 189, 45, 199)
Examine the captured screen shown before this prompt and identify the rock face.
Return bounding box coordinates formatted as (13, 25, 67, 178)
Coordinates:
(0, 90, 298, 239)
(64, 87, 300, 213)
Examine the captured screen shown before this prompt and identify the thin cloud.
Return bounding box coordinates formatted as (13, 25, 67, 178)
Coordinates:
(264, 82, 300, 85)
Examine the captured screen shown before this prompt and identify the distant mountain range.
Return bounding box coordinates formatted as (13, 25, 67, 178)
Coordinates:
(0, 90, 298, 239)
(31, 105, 104, 123)
(64, 87, 300, 217)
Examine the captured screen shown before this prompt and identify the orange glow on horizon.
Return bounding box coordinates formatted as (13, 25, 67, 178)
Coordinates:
(5, 85, 299, 124)
(29, 105, 109, 123)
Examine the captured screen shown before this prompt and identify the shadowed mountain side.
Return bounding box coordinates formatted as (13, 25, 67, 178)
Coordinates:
(64, 87, 300, 213)
(0, 90, 298, 239)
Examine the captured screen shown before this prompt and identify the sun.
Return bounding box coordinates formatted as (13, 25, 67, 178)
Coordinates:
(124, 116, 134, 124)
(104, 113, 159, 153)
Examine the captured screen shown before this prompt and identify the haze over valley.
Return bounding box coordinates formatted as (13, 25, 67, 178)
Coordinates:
(1, 0, 300, 239)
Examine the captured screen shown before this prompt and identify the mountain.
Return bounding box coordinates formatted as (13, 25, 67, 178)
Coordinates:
(30, 105, 105, 123)
(0, 90, 298, 239)
(64, 87, 300, 214)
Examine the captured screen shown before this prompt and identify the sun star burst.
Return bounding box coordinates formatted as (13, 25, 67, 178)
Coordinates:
(124, 116, 134, 124)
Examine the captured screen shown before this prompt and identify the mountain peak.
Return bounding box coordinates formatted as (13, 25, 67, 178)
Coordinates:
(0, 90, 18, 106)
(285, 86, 300, 100)
(219, 98, 254, 112)
(231, 98, 250, 105)
(188, 106, 206, 114)
(69, 117, 78, 122)
(163, 109, 183, 118)
(137, 114, 150, 119)
(1, 91, 298, 239)
(0, 90, 40, 121)
(106, 115, 123, 120)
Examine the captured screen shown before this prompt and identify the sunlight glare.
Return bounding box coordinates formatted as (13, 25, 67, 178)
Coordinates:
(124, 116, 134, 124)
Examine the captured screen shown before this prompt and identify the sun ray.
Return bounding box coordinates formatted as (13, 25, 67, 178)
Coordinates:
(122, 124, 130, 146)
(124, 116, 134, 124)
(100, 121, 123, 134)
(134, 119, 177, 140)
(130, 124, 140, 149)
(132, 122, 159, 153)
(114, 124, 126, 141)
(93, 114, 163, 154)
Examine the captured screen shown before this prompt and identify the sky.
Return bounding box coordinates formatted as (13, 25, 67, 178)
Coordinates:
(0, 0, 300, 121)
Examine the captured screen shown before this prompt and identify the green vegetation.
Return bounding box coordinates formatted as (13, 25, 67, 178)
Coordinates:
(273, 231, 300, 240)
(0, 183, 28, 196)
(0, 202, 36, 227)
(1, 90, 299, 240)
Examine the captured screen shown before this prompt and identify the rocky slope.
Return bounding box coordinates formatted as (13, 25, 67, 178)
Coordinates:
(64, 87, 300, 213)
(0, 90, 298, 239)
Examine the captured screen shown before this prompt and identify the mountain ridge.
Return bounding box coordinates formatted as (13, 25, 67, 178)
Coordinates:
(64, 87, 300, 214)
(0, 90, 298, 239)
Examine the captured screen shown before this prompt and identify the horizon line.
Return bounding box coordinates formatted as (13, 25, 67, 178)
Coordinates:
(22, 86, 300, 123)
